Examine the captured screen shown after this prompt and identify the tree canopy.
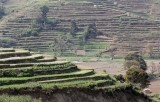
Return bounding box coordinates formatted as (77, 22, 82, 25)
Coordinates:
(124, 53, 147, 70)
(125, 66, 149, 88)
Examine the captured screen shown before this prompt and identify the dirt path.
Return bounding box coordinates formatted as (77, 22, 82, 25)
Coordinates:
(149, 79, 160, 94)
(76, 61, 126, 75)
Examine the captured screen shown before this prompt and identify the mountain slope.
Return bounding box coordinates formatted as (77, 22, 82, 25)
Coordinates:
(0, 0, 160, 57)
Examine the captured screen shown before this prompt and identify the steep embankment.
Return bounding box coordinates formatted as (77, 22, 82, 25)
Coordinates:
(1, 87, 151, 102)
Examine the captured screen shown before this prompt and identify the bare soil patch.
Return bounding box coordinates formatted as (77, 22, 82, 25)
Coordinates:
(149, 79, 160, 94)
(75, 59, 160, 94)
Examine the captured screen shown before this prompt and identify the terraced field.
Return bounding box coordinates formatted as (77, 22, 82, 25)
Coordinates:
(0, 0, 160, 57)
(0, 48, 121, 95)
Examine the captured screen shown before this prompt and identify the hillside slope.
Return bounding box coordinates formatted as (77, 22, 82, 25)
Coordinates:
(0, 0, 160, 57)
(0, 48, 152, 102)
(1, 88, 151, 102)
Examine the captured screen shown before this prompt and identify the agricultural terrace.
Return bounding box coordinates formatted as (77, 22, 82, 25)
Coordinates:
(0, 0, 160, 57)
(0, 48, 128, 95)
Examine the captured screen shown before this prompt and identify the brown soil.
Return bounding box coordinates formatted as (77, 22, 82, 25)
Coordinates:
(75, 59, 160, 94)
(149, 79, 160, 94)
(76, 61, 125, 75)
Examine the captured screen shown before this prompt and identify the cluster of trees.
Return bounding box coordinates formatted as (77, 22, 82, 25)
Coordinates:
(124, 53, 149, 88)
(115, 53, 149, 88)
(83, 22, 98, 42)
(20, 5, 58, 37)
(70, 21, 98, 41)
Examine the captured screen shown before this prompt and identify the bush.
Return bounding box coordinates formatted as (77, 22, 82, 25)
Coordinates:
(125, 67, 149, 88)
(45, 19, 58, 28)
(124, 53, 147, 70)
(114, 74, 125, 83)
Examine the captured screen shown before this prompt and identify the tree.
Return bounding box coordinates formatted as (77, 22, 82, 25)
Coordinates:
(124, 53, 147, 70)
(70, 20, 78, 37)
(0, 5, 5, 19)
(50, 33, 75, 56)
(52, 37, 67, 55)
(40, 5, 49, 21)
(125, 67, 149, 88)
(83, 22, 97, 42)
(37, 5, 49, 27)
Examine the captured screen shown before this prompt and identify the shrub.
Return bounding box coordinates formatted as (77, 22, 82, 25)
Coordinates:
(45, 19, 58, 28)
(125, 67, 149, 88)
(124, 53, 147, 70)
(114, 74, 125, 83)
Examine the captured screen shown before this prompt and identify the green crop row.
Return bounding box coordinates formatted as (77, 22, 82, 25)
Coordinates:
(39, 74, 112, 84)
(0, 55, 43, 64)
(0, 70, 94, 86)
(0, 80, 113, 92)
(0, 63, 78, 77)
(33, 62, 75, 70)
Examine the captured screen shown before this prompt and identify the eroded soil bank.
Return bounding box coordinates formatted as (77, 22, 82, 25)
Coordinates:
(3, 88, 150, 102)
